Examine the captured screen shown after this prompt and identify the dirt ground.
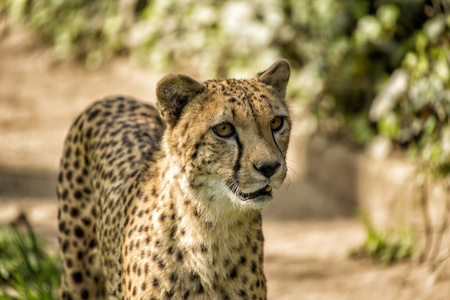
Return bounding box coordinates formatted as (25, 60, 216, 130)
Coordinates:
(1, 28, 449, 299)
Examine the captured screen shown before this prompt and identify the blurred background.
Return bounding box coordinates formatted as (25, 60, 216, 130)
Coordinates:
(0, 0, 449, 299)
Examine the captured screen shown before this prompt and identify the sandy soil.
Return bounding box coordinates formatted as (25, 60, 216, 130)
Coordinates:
(0, 27, 449, 299)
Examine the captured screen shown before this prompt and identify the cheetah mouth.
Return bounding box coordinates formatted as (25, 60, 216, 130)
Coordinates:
(235, 185, 273, 201)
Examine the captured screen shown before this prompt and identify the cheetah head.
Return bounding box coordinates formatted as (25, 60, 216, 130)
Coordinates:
(157, 60, 291, 211)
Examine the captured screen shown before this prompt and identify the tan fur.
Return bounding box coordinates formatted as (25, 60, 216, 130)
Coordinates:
(57, 60, 291, 300)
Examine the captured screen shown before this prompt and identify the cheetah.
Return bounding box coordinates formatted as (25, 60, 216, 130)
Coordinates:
(57, 60, 291, 300)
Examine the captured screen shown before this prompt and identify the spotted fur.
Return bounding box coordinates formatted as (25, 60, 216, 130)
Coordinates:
(57, 60, 291, 300)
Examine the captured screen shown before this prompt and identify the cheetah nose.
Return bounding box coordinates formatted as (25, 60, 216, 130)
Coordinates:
(253, 162, 281, 178)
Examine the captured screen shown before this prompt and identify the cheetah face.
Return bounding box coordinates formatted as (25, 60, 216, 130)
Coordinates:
(200, 87, 290, 208)
(157, 60, 291, 210)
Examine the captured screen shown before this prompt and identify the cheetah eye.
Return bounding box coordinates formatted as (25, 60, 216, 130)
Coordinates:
(213, 123, 235, 138)
(270, 117, 284, 132)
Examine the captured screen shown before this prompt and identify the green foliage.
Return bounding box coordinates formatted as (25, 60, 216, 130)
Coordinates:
(355, 217, 419, 264)
(2, 0, 122, 68)
(348, 114, 377, 145)
(315, 1, 449, 178)
(363, 227, 415, 264)
(0, 219, 60, 300)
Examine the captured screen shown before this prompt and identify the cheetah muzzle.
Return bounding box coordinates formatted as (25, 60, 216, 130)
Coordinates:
(57, 60, 291, 300)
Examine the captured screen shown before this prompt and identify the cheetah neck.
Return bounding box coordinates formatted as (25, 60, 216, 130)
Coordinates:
(142, 156, 265, 290)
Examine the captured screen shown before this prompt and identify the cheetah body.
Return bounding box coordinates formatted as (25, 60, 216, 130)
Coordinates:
(57, 60, 291, 300)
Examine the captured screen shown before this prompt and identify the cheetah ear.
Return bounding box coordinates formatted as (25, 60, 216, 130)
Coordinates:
(256, 59, 290, 100)
(156, 74, 205, 127)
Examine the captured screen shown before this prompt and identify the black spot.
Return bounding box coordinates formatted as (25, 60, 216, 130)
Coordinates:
(256, 229, 264, 241)
(65, 147, 72, 158)
(89, 239, 97, 248)
(198, 283, 204, 294)
(74, 190, 83, 200)
(131, 206, 137, 215)
(251, 261, 257, 273)
(229, 267, 237, 279)
(82, 218, 91, 226)
(86, 127, 93, 139)
(76, 176, 84, 184)
(87, 109, 101, 121)
(66, 258, 73, 268)
(72, 271, 83, 283)
(158, 260, 165, 269)
(74, 226, 84, 238)
(224, 259, 231, 267)
(170, 272, 178, 282)
(153, 278, 159, 287)
(62, 241, 69, 252)
(165, 290, 174, 299)
(80, 289, 89, 299)
(59, 221, 66, 232)
(238, 289, 246, 297)
(190, 272, 200, 282)
(70, 208, 79, 217)
(169, 227, 176, 240)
